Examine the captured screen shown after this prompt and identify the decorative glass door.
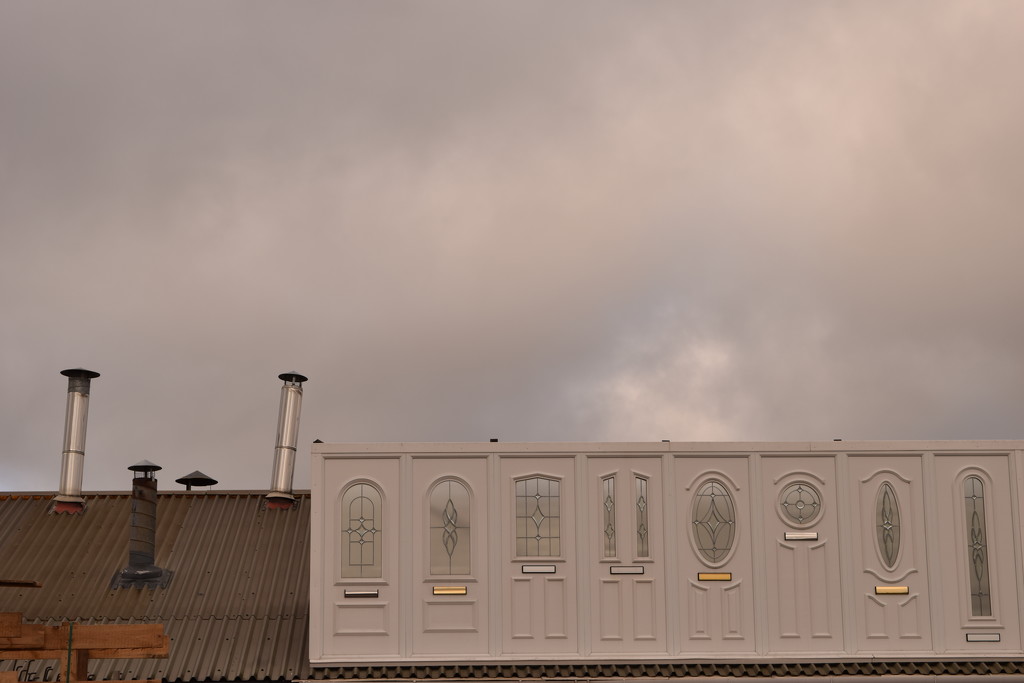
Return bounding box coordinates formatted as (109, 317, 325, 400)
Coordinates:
(500, 457, 578, 654)
(760, 455, 844, 652)
(676, 456, 755, 653)
(847, 456, 932, 651)
(411, 457, 489, 656)
(587, 458, 666, 654)
(324, 457, 401, 657)
(934, 454, 1021, 651)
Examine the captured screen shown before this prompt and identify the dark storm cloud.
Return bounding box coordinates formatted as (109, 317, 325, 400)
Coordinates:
(2, 2, 1023, 491)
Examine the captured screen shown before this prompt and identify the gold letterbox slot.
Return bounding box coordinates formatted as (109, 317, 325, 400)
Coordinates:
(698, 572, 732, 581)
(874, 586, 909, 595)
(432, 586, 468, 596)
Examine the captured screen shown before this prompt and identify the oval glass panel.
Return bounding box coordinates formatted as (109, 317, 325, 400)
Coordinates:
(875, 482, 901, 570)
(691, 479, 736, 565)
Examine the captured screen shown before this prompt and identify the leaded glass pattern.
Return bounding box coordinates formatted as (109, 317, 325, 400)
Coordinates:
(964, 475, 992, 616)
(515, 477, 560, 557)
(602, 476, 616, 558)
(635, 476, 650, 558)
(779, 481, 822, 527)
(429, 479, 471, 575)
(341, 482, 382, 578)
(692, 479, 736, 564)
(875, 482, 901, 570)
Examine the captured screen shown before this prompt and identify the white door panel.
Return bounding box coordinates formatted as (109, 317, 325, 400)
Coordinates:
(323, 457, 401, 657)
(676, 457, 755, 653)
(500, 457, 578, 654)
(588, 458, 667, 654)
(411, 457, 489, 655)
(934, 455, 1021, 652)
(761, 456, 844, 653)
(847, 456, 932, 652)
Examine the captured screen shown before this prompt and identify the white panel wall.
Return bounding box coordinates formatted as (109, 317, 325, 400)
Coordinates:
(310, 441, 1024, 665)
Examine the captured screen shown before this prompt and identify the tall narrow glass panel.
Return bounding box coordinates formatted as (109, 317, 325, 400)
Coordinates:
(964, 475, 992, 616)
(602, 476, 616, 558)
(635, 476, 649, 558)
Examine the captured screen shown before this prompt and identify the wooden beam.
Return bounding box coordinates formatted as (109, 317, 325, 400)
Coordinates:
(61, 649, 89, 683)
(0, 619, 169, 662)
(88, 642, 170, 659)
(0, 670, 19, 683)
(0, 623, 166, 651)
(0, 614, 22, 638)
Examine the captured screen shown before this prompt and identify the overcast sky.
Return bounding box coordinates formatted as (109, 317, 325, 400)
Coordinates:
(3, 2, 1023, 493)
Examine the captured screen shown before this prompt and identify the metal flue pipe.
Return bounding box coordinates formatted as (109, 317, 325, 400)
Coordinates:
(112, 460, 171, 588)
(54, 368, 100, 507)
(266, 372, 308, 505)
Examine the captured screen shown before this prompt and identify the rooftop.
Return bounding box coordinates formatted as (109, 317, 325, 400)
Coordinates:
(0, 491, 308, 682)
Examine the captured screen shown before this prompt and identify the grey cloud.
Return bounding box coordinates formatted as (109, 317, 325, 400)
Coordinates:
(2, 2, 1023, 492)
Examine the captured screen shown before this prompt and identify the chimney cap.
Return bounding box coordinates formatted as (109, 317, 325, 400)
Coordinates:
(61, 368, 100, 379)
(278, 371, 308, 383)
(175, 470, 218, 488)
(128, 459, 162, 473)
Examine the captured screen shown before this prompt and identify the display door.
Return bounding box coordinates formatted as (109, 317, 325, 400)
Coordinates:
(411, 457, 490, 656)
(761, 456, 844, 653)
(934, 454, 1021, 652)
(587, 458, 667, 654)
(500, 457, 578, 654)
(676, 456, 755, 653)
(847, 456, 932, 652)
(326, 457, 401, 657)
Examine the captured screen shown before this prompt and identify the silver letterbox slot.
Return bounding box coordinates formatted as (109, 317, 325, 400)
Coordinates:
(609, 565, 645, 575)
(784, 532, 818, 541)
(966, 633, 1001, 642)
(344, 590, 379, 598)
(521, 565, 556, 574)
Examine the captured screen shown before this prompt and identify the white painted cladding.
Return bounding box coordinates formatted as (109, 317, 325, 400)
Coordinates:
(310, 441, 1024, 664)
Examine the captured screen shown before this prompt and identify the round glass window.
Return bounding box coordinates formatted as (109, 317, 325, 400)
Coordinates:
(778, 481, 822, 527)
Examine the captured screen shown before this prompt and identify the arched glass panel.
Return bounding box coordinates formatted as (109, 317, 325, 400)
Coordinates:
(515, 477, 560, 557)
(635, 476, 650, 558)
(875, 482, 901, 570)
(429, 479, 471, 575)
(601, 476, 616, 558)
(779, 481, 822, 527)
(340, 482, 382, 578)
(964, 475, 992, 616)
(692, 479, 736, 565)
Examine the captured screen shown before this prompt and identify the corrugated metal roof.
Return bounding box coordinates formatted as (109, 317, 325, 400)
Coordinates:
(0, 492, 309, 683)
